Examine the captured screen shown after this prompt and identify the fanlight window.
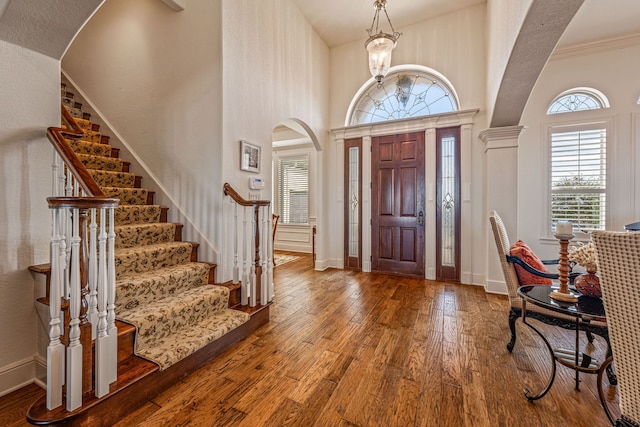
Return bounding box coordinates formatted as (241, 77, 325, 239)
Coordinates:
(348, 68, 459, 125)
(547, 87, 609, 115)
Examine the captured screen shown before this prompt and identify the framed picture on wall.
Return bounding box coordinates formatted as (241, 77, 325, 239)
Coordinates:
(240, 140, 261, 173)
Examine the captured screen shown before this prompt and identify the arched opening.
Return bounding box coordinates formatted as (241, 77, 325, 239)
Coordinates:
(271, 119, 321, 264)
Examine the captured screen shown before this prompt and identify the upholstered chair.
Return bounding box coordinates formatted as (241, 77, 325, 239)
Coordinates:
(489, 210, 606, 352)
(592, 231, 640, 427)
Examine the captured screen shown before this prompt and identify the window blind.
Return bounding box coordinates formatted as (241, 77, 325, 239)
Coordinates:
(550, 127, 606, 232)
(278, 156, 309, 224)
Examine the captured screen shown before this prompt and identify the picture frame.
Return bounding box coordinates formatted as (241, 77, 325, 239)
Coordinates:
(240, 140, 261, 173)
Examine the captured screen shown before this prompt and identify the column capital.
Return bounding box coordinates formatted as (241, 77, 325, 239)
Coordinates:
(479, 125, 527, 150)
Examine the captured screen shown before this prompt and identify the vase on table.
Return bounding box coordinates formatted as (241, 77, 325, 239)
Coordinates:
(574, 268, 601, 298)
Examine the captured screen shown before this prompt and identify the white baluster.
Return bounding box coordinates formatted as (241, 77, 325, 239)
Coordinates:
(51, 151, 59, 196)
(267, 204, 274, 301)
(241, 206, 249, 306)
(95, 208, 109, 397)
(66, 208, 82, 411)
(250, 210, 257, 308)
(106, 208, 118, 383)
(88, 208, 98, 339)
(261, 207, 268, 305)
(232, 202, 239, 284)
(46, 208, 64, 410)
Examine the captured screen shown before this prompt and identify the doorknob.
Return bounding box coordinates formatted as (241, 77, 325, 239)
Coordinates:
(418, 211, 424, 226)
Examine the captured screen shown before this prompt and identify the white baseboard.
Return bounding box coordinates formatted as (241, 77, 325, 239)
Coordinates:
(0, 355, 37, 397)
(485, 279, 508, 295)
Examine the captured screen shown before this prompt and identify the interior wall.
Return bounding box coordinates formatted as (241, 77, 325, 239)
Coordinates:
(519, 39, 640, 261)
(0, 40, 59, 395)
(220, 0, 330, 279)
(62, 0, 224, 265)
(327, 4, 490, 278)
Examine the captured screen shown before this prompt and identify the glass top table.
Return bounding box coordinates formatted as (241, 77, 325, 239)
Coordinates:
(517, 285, 617, 423)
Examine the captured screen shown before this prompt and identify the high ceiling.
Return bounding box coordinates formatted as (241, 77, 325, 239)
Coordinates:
(291, 0, 640, 49)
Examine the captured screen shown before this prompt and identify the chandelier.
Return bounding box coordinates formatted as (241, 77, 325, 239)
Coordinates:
(365, 0, 401, 85)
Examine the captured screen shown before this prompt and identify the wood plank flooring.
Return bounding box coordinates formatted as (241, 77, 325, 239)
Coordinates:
(0, 252, 617, 426)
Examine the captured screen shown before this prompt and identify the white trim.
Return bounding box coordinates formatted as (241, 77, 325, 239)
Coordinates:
(552, 33, 640, 61)
(0, 355, 37, 397)
(542, 117, 614, 239)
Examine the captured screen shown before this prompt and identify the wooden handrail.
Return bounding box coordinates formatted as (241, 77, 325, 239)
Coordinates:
(223, 183, 270, 207)
(47, 105, 104, 197)
(47, 196, 120, 210)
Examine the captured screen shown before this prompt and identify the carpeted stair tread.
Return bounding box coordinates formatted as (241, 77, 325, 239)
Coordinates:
(115, 242, 193, 276)
(67, 139, 112, 157)
(89, 169, 136, 188)
(115, 205, 162, 225)
(102, 187, 149, 205)
(77, 153, 123, 172)
(80, 130, 102, 144)
(126, 305, 249, 370)
(115, 262, 211, 313)
(115, 223, 177, 248)
(73, 117, 92, 132)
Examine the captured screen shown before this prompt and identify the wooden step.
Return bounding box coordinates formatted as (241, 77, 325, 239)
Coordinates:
(91, 123, 100, 132)
(26, 304, 270, 426)
(220, 280, 241, 307)
(111, 147, 119, 158)
(101, 135, 110, 145)
(134, 176, 142, 188)
(146, 190, 155, 205)
(122, 161, 130, 173)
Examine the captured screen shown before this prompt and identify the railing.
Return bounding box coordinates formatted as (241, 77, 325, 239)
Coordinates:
(223, 183, 274, 307)
(44, 105, 120, 411)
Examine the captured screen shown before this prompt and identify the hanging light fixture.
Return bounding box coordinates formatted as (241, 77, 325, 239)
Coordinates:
(365, 0, 401, 85)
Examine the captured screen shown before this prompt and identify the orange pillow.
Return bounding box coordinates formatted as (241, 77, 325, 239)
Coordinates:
(509, 240, 553, 285)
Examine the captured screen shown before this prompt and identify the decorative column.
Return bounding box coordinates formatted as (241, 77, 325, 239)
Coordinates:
(480, 126, 525, 294)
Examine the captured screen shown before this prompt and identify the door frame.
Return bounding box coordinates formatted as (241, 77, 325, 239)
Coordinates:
(331, 110, 478, 281)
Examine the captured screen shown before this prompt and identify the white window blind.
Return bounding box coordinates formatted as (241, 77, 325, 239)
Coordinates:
(278, 156, 309, 224)
(550, 127, 606, 233)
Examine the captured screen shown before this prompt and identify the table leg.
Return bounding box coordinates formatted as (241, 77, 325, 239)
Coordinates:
(597, 356, 617, 425)
(522, 316, 558, 401)
(575, 319, 580, 391)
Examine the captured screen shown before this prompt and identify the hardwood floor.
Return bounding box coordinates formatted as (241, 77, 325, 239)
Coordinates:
(1, 252, 616, 426)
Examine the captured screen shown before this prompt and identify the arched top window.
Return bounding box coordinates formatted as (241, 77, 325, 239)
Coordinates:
(346, 65, 459, 126)
(547, 87, 610, 115)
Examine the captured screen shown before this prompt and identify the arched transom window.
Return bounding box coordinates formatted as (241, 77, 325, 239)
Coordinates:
(547, 87, 610, 115)
(347, 66, 459, 126)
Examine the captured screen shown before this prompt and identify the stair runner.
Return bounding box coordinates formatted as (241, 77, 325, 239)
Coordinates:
(62, 95, 249, 370)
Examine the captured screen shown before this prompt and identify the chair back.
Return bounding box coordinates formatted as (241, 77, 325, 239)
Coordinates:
(592, 231, 640, 425)
(489, 210, 521, 305)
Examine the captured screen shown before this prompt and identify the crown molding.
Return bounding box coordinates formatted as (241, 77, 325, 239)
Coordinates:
(552, 33, 640, 60)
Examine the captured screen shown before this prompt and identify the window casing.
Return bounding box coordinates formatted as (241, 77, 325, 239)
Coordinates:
(277, 155, 309, 225)
(549, 123, 607, 235)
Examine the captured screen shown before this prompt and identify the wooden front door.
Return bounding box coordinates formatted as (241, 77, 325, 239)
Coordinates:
(371, 132, 425, 277)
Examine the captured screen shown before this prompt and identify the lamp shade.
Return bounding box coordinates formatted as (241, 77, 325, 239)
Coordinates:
(366, 34, 396, 83)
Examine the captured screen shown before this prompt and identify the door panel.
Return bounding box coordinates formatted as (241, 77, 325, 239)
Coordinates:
(372, 132, 425, 277)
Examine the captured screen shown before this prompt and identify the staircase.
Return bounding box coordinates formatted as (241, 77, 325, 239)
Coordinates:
(26, 84, 270, 425)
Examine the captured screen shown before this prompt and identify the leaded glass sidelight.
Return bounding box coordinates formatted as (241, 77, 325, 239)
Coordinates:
(348, 146, 359, 258)
(440, 136, 456, 266)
